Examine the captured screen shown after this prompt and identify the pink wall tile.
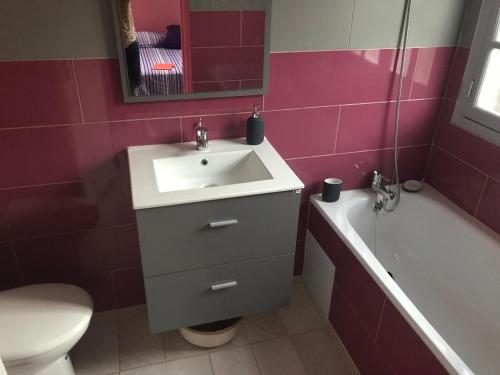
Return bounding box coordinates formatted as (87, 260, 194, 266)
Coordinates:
(445, 48, 469, 101)
(0, 124, 115, 188)
(287, 149, 394, 199)
(377, 301, 447, 374)
(336, 99, 440, 153)
(475, 178, 500, 235)
(0, 182, 100, 241)
(264, 107, 339, 159)
(181, 113, 248, 142)
(0, 242, 22, 291)
(330, 286, 395, 375)
(191, 46, 264, 82)
(398, 145, 432, 182)
(410, 47, 455, 99)
(14, 225, 140, 283)
(242, 11, 265, 46)
(62, 272, 117, 312)
(190, 11, 241, 47)
(435, 101, 500, 181)
(0, 60, 82, 128)
(110, 118, 182, 153)
(114, 267, 146, 308)
(426, 147, 487, 215)
(265, 49, 418, 110)
(74, 59, 262, 123)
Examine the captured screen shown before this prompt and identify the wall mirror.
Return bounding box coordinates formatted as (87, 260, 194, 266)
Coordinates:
(111, 0, 271, 103)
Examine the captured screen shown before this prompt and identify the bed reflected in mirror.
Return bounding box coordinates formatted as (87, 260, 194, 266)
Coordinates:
(112, 0, 270, 102)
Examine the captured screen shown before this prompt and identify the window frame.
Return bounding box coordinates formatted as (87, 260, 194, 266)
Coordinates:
(452, 0, 500, 146)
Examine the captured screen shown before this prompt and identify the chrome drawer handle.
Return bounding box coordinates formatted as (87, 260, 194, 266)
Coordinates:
(210, 281, 238, 291)
(208, 219, 239, 228)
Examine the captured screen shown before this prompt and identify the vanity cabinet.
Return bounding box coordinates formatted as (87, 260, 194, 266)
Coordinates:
(136, 191, 300, 333)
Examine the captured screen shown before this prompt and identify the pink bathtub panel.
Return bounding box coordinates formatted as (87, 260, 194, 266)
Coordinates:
(377, 301, 447, 374)
(330, 286, 395, 375)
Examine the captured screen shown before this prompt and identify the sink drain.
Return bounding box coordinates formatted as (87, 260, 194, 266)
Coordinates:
(201, 159, 208, 166)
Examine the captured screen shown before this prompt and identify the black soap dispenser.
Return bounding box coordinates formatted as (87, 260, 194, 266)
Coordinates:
(246, 105, 264, 145)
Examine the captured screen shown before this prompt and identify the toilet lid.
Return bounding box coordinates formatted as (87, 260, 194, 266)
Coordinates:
(0, 283, 93, 362)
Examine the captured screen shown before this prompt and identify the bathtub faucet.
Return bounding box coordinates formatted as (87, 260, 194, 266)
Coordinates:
(371, 171, 396, 212)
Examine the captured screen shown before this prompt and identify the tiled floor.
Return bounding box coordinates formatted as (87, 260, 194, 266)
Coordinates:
(72, 277, 359, 375)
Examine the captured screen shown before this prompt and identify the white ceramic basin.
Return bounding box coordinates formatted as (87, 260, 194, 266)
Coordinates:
(153, 150, 272, 193)
(128, 138, 304, 209)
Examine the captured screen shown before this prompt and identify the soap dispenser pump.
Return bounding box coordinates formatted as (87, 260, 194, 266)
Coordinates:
(246, 105, 264, 145)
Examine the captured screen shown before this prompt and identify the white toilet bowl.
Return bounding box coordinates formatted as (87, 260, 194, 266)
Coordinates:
(0, 284, 93, 375)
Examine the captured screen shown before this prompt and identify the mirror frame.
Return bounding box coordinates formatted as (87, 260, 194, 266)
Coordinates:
(110, 0, 272, 103)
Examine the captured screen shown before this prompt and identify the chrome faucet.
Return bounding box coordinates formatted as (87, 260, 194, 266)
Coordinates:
(371, 171, 396, 212)
(196, 118, 209, 151)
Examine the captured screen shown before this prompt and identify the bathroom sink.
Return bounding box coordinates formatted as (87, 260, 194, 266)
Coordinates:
(153, 150, 272, 193)
(128, 138, 304, 209)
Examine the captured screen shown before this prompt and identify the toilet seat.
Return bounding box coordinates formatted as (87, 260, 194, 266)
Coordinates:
(0, 283, 93, 363)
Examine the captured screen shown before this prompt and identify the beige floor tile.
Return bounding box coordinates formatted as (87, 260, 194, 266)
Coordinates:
(163, 330, 210, 361)
(208, 324, 249, 352)
(293, 276, 306, 290)
(73, 310, 120, 375)
(120, 363, 166, 375)
(165, 354, 213, 375)
(278, 287, 324, 335)
(251, 337, 305, 375)
(243, 311, 288, 343)
(291, 329, 356, 375)
(119, 305, 165, 370)
(209, 346, 260, 375)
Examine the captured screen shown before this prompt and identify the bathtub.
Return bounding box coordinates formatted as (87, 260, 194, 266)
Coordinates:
(307, 185, 500, 375)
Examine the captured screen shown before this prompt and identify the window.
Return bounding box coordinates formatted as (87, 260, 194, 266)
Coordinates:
(452, 0, 500, 146)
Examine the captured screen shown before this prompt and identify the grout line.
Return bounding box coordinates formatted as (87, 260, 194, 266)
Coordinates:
(423, 99, 447, 180)
(473, 176, 489, 217)
(0, 98, 443, 132)
(248, 343, 263, 375)
(0, 179, 84, 191)
(71, 59, 85, 124)
(408, 48, 420, 99)
(374, 296, 387, 342)
(333, 106, 342, 154)
(179, 117, 184, 143)
(10, 223, 137, 243)
(434, 144, 489, 177)
(270, 45, 458, 55)
(285, 143, 430, 161)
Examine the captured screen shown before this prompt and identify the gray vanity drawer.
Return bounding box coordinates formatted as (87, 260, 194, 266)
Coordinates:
(136, 192, 300, 277)
(144, 253, 294, 333)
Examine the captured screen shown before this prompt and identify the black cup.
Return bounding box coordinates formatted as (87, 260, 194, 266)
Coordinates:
(322, 178, 342, 202)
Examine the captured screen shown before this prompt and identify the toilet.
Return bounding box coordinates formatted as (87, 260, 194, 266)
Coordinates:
(0, 284, 93, 375)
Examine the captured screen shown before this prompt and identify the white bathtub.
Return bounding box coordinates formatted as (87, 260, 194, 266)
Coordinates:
(310, 185, 500, 375)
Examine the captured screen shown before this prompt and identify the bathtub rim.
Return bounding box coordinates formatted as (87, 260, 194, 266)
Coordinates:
(311, 186, 475, 375)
